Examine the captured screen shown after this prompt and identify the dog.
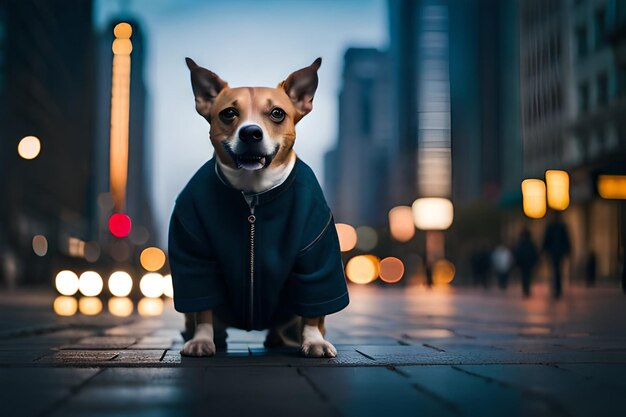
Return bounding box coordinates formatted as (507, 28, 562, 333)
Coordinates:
(168, 57, 349, 358)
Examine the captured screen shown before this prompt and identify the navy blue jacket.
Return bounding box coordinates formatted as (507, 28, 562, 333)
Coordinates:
(168, 157, 349, 330)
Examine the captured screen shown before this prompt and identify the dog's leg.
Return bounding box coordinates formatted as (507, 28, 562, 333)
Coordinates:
(180, 310, 216, 357)
(300, 316, 337, 358)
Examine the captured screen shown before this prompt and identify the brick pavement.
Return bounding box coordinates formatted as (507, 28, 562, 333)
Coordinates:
(1, 284, 625, 416)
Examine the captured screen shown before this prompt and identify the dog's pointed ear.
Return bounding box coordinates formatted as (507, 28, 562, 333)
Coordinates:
(279, 57, 321, 119)
(185, 57, 228, 121)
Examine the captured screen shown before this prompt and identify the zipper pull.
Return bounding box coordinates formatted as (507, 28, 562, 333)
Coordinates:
(248, 214, 256, 223)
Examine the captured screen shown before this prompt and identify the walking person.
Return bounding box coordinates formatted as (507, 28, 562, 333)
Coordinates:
(542, 212, 571, 299)
(514, 228, 538, 297)
(492, 244, 513, 290)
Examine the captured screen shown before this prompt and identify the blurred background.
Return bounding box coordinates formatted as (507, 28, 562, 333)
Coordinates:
(1, 0, 625, 317)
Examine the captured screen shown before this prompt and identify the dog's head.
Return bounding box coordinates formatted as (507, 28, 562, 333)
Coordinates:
(185, 57, 321, 171)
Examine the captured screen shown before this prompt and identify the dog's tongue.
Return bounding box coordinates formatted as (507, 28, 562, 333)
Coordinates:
(239, 157, 266, 170)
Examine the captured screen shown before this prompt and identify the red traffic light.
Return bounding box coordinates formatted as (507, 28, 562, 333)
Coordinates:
(109, 213, 132, 238)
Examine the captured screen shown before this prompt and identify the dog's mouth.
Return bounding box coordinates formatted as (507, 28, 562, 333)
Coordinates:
(223, 144, 279, 171)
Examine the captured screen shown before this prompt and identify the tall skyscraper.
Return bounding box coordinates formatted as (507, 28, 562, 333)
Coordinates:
(0, 0, 96, 284)
(324, 48, 391, 227)
(519, 0, 626, 280)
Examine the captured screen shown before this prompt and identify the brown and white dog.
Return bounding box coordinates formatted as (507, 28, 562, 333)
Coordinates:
(180, 57, 337, 358)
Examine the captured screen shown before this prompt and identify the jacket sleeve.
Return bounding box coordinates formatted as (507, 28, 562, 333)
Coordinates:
(168, 207, 225, 313)
(288, 215, 349, 317)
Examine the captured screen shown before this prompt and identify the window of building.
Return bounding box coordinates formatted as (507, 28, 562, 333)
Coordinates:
(579, 82, 590, 114)
(594, 7, 607, 50)
(597, 73, 608, 106)
(575, 25, 588, 59)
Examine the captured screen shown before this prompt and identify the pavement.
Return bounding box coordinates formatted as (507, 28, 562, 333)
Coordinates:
(1, 283, 626, 417)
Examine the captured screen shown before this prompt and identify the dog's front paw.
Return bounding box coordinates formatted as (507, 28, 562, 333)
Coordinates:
(180, 338, 216, 357)
(300, 339, 337, 358)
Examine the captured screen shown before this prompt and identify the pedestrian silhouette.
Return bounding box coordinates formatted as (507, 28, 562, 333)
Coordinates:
(514, 228, 538, 297)
(492, 244, 513, 290)
(542, 212, 571, 299)
(471, 244, 492, 289)
(585, 251, 597, 287)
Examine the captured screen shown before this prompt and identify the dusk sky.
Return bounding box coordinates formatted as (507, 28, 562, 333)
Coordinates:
(95, 0, 388, 245)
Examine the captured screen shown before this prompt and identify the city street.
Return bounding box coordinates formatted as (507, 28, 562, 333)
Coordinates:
(1, 284, 626, 417)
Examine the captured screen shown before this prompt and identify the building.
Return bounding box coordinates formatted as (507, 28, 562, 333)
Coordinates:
(0, 0, 96, 285)
(94, 19, 157, 255)
(324, 48, 392, 227)
(519, 0, 626, 280)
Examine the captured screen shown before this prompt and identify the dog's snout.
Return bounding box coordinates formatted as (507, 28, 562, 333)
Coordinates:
(239, 125, 263, 143)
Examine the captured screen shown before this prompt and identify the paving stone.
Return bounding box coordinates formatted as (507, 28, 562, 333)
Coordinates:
(129, 336, 173, 350)
(303, 367, 457, 417)
(90, 368, 205, 385)
(114, 350, 166, 364)
(60, 336, 137, 349)
(457, 364, 626, 417)
(38, 350, 120, 364)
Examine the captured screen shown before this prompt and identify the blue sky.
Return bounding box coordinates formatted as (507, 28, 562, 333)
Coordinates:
(95, 0, 388, 245)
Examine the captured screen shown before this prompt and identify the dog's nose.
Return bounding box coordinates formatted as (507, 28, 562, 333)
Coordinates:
(239, 125, 263, 143)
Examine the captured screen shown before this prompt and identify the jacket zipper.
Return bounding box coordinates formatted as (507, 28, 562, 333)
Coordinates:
(244, 193, 257, 329)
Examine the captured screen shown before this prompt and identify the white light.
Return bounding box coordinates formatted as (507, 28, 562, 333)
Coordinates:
(163, 274, 174, 298)
(17, 136, 41, 159)
(139, 273, 164, 298)
(108, 271, 133, 297)
(55, 270, 79, 296)
(412, 198, 454, 230)
(78, 271, 103, 297)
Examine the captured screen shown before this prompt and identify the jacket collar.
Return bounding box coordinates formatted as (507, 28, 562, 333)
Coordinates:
(213, 157, 298, 205)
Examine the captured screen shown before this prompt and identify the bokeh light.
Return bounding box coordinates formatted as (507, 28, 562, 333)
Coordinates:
(521, 179, 547, 219)
(78, 271, 103, 297)
(55, 270, 79, 296)
(79, 297, 103, 316)
(432, 259, 456, 286)
(129, 225, 150, 245)
(32, 235, 48, 256)
(597, 175, 626, 200)
(379, 257, 405, 284)
(113, 22, 132, 38)
(110, 240, 131, 262)
(108, 297, 134, 317)
(108, 213, 132, 238)
(345, 255, 379, 284)
(17, 135, 41, 159)
(138, 298, 164, 316)
(84, 241, 101, 263)
(163, 274, 174, 298)
(412, 198, 454, 230)
(356, 226, 378, 251)
(545, 170, 569, 211)
(112, 38, 133, 55)
(140, 273, 164, 298)
(140, 247, 166, 271)
(336, 223, 357, 252)
(108, 271, 133, 297)
(388, 206, 415, 242)
(53, 296, 78, 317)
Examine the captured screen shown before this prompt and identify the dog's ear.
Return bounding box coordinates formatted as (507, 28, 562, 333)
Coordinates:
(185, 57, 228, 122)
(279, 57, 321, 119)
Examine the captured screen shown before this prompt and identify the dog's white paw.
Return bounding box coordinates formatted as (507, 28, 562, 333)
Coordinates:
(300, 339, 337, 358)
(180, 338, 216, 357)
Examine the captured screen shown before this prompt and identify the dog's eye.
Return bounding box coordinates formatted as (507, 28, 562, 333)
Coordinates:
(219, 107, 239, 122)
(269, 107, 285, 123)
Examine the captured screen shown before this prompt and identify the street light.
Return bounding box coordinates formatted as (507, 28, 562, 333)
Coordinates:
(545, 170, 570, 210)
(521, 179, 547, 219)
(388, 206, 415, 242)
(411, 198, 454, 231)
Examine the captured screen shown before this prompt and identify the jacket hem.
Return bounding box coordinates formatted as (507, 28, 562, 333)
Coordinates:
(294, 291, 350, 318)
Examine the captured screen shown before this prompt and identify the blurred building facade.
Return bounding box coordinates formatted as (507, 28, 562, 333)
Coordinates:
(0, 1, 157, 286)
(324, 48, 392, 227)
(0, 0, 96, 285)
(519, 0, 626, 280)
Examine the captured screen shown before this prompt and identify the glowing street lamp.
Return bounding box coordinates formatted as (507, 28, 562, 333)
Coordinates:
(521, 179, 547, 219)
(545, 170, 569, 211)
(335, 223, 357, 252)
(388, 206, 415, 242)
(597, 175, 626, 200)
(110, 22, 133, 212)
(411, 198, 454, 231)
